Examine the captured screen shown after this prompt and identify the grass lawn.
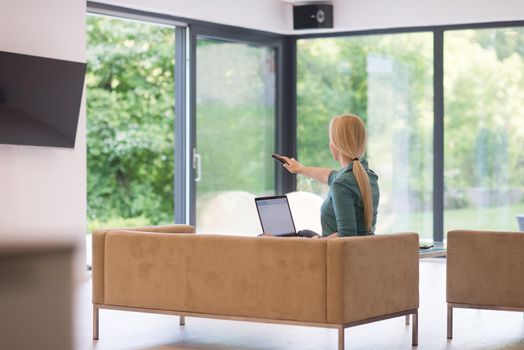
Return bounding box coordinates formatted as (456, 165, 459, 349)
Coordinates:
(444, 202, 524, 236)
(379, 202, 524, 240)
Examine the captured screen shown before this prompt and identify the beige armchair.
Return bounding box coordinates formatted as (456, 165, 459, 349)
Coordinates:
(446, 230, 524, 339)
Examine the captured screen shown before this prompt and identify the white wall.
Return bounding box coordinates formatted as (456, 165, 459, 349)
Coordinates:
(96, 0, 289, 33)
(286, 0, 524, 34)
(97, 0, 523, 34)
(0, 0, 87, 280)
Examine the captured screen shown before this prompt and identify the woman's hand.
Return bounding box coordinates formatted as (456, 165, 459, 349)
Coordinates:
(281, 156, 304, 174)
(279, 157, 331, 184)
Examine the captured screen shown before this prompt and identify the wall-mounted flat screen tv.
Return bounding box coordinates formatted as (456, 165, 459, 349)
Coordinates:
(0, 50, 86, 148)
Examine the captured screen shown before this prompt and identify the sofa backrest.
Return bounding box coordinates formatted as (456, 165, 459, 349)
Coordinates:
(447, 230, 524, 308)
(98, 232, 328, 323)
(93, 230, 420, 325)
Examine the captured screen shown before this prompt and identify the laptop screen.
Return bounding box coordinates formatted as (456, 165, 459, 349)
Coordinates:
(255, 196, 296, 236)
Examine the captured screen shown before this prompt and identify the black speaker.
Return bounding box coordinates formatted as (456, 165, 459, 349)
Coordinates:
(293, 4, 333, 30)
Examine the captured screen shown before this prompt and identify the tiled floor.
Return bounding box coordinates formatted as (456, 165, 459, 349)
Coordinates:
(75, 259, 524, 350)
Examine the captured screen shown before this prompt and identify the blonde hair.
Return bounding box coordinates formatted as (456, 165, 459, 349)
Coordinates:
(329, 114, 373, 232)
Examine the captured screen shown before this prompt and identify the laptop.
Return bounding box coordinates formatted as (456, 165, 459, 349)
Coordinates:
(255, 195, 299, 237)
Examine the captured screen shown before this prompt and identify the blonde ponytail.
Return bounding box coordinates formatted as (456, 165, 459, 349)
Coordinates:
(351, 159, 373, 232)
(329, 114, 373, 232)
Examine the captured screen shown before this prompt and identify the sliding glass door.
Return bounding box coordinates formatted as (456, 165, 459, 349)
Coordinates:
(192, 35, 277, 234)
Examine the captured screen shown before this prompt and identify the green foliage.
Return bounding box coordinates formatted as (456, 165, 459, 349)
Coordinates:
(297, 34, 434, 206)
(444, 28, 524, 192)
(195, 40, 275, 199)
(297, 29, 524, 234)
(86, 15, 175, 231)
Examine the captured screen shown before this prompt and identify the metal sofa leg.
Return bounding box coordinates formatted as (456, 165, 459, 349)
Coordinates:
(93, 305, 99, 340)
(447, 305, 453, 339)
(338, 325, 345, 350)
(412, 310, 418, 346)
(405, 314, 410, 325)
(179, 316, 186, 326)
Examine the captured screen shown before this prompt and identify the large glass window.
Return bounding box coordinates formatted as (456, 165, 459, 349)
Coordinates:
(444, 27, 524, 235)
(195, 38, 276, 234)
(297, 33, 434, 238)
(85, 11, 523, 242)
(86, 15, 175, 232)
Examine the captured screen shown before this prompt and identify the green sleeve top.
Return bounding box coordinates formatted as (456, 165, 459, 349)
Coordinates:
(320, 160, 380, 237)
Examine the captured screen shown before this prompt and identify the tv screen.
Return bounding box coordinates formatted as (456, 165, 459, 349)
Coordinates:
(0, 50, 86, 148)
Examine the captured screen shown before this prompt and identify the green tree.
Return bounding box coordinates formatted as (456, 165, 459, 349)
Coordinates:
(296, 33, 433, 201)
(86, 15, 175, 231)
(195, 40, 275, 197)
(297, 33, 434, 236)
(444, 28, 524, 192)
(296, 28, 524, 235)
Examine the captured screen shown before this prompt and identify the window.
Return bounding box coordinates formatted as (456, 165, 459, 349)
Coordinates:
(86, 5, 523, 242)
(444, 27, 524, 235)
(86, 14, 175, 231)
(194, 37, 276, 234)
(297, 33, 434, 238)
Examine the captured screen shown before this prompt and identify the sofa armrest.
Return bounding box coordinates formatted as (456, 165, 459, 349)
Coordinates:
(447, 230, 524, 308)
(92, 230, 106, 304)
(326, 233, 419, 324)
(91, 224, 194, 304)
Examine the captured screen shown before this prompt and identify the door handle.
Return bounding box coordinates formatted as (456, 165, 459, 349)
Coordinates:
(193, 148, 202, 182)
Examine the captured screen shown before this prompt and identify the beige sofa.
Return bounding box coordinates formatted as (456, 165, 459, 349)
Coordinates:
(93, 226, 419, 349)
(447, 230, 524, 339)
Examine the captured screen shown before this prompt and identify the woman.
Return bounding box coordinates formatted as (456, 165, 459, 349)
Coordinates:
(282, 114, 379, 238)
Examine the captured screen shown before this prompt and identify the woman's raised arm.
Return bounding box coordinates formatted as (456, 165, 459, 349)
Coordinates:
(280, 156, 332, 185)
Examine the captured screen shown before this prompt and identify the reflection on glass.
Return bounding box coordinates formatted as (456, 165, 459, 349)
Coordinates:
(444, 27, 524, 236)
(297, 33, 434, 238)
(196, 38, 276, 234)
(86, 15, 175, 232)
